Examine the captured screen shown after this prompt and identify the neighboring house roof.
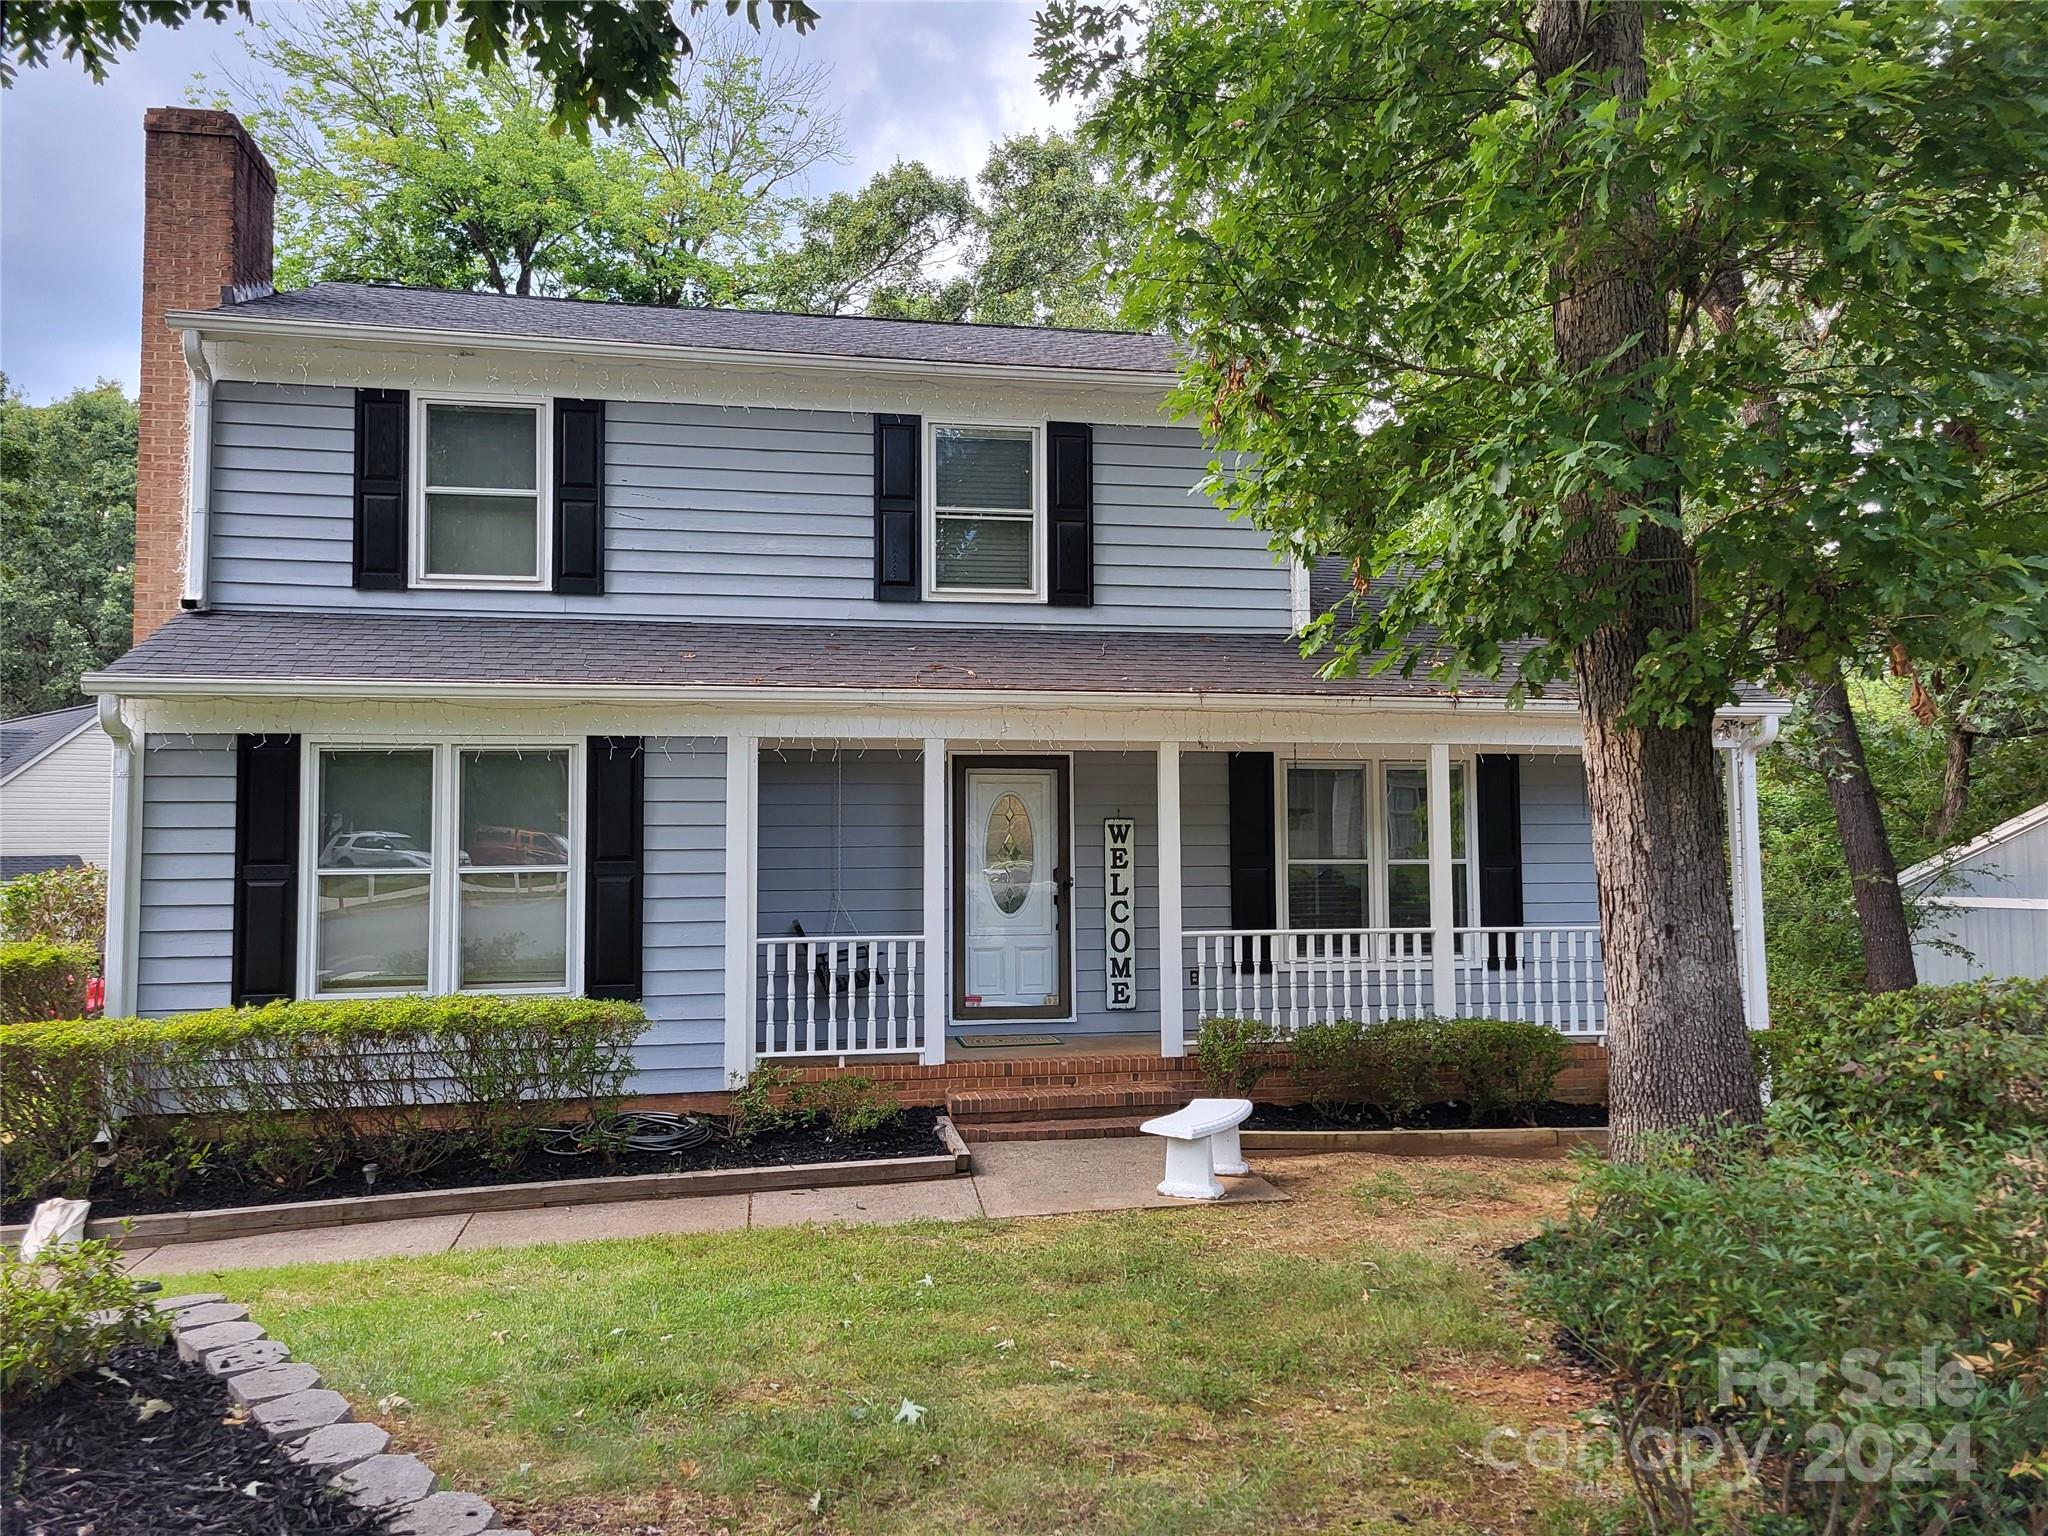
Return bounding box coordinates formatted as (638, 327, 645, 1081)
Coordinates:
(189, 283, 1178, 376)
(1899, 800, 2048, 890)
(0, 853, 83, 881)
(0, 704, 96, 781)
(94, 609, 1569, 705)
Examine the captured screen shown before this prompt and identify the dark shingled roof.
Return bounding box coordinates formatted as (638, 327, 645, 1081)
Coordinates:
(95, 610, 1551, 703)
(199, 283, 1178, 375)
(1, 704, 95, 778)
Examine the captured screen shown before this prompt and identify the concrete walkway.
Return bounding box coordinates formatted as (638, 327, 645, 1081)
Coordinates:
(125, 1139, 1286, 1276)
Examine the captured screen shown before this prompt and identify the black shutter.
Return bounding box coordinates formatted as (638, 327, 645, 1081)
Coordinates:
(553, 398, 605, 594)
(232, 735, 300, 1006)
(1228, 751, 1278, 930)
(873, 414, 921, 601)
(1475, 754, 1524, 969)
(584, 736, 644, 1000)
(1046, 421, 1093, 606)
(353, 389, 408, 590)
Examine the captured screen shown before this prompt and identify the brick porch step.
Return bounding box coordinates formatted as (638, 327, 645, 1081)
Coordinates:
(956, 1114, 1153, 1143)
(945, 1083, 1193, 1127)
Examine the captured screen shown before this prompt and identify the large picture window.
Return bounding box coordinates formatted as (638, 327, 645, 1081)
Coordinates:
(306, 742, 578, 998)
(1283, 761, 1474, 937)
(416, 401, 546, 585)
(928, 423, 1040, 597)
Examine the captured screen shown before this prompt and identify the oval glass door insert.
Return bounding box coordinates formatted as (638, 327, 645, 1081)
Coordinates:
(983, 792, 1035, 915)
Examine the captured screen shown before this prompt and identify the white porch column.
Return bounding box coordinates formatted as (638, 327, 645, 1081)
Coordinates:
(97, 697, 142, 1019)
(921, 738, 948, 1065)
(1724, 732, 1773, 1031)
(1156, 741, 1185, 1058)
(721, 733, 758, 1084)
(1427, 743, 1456, 1016)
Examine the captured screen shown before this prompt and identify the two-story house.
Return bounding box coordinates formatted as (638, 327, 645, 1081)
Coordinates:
(86, 109, 1783, 1114)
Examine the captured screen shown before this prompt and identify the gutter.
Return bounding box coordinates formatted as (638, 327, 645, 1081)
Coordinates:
(180, 329, 212, 613)
(160, 309, 1181, 394)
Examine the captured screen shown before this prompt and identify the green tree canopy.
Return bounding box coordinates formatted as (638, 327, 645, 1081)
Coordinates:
(2, 0, 818, 132)
(0, 378, 136, 717)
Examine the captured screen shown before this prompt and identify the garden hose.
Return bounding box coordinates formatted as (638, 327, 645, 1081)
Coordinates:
(538, 1110, 717, 1158)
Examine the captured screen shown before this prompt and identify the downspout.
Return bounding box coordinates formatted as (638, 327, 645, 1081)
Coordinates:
(180, 329, 212, 613)
(97, 695, 143, 1019)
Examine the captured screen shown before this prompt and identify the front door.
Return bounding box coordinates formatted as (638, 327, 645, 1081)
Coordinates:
(955, 757, 1071, 1020)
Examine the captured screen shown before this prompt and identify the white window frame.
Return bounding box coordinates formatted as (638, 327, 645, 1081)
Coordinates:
(410, 393, 552, 591)
(298, 738, 585, 1001)
(1278, 756, 1480, 940)
(922, 419, 1045, 603)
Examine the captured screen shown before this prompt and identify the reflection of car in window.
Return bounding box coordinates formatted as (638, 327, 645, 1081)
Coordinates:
(320, 830, 431, 869)
(462, 826, 569, 867)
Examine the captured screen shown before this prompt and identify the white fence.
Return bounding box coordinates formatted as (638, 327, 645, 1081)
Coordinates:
(1186, 925, 1606, 1037)
(757, 935, 926, 1058)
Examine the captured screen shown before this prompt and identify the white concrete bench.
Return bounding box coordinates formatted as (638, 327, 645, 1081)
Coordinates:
(1140, 1097, 1254, 1200)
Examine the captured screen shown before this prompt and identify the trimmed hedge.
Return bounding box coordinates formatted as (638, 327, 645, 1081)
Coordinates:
(0, 939, 95, 1025)
(0, 995, 646, 1205)
(0, 862, 106, 951)
(1757, 977, 2047, 1138)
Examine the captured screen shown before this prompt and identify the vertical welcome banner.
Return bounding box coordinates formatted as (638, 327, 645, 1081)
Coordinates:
(1104, 817, 1137, 1009)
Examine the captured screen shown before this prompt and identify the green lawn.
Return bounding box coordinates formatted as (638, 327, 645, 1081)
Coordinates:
(216, 1156, 1617, 1535)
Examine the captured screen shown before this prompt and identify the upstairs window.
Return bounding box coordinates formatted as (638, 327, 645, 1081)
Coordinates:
(416, 401, 546, 585)
(928, 423, 1041, 598)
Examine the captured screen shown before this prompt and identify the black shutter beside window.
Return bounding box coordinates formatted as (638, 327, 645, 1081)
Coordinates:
(1227, 752, 1278, 971)
(353, 389, 408, 590)
(584, 736, 644, 1000)
(1475, 753, 1524, 969)
(1046, 421, 1093, 606)
(233, 734, 300, 1006)
(873, 414, 921, 601)
(553, 398, 606, 595)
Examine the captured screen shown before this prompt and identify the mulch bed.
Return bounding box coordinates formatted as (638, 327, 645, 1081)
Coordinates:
(0, 1342, 387, 1536)
(5, 1108, 947, 1222)
(1246, 1100, 1608, 1132)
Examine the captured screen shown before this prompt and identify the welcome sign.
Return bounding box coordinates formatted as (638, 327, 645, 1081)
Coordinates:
(1104, 817, 1138, 1010)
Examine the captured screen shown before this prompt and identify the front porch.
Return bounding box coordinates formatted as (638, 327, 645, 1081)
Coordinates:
(724, 729, 1771, 1076)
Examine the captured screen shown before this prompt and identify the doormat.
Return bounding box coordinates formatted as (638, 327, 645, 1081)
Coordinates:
(957, 1034, 1064, 1049)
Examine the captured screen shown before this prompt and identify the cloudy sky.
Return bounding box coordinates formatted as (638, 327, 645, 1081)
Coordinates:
(0, 0, 1076, 403)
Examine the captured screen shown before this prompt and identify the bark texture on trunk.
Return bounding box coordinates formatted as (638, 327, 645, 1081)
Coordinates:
(1535, 0, 1762, 1159)
(1805, 665, 1918, 991)
(1934, 721, 1975, 845)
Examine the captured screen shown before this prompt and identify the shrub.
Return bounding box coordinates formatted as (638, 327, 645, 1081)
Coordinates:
(1291, 1016, 1441, 1124)
(1193, 1016, 1276, 1097)
(1436, 1017, 1568, 1123)
(791, 1073, 901, 1136)
(0, 995, 645, 1203)
(0, 862, 106, 952)
(1759, 977, 2047, 1139)
(0, 1237, 168, 1406)
(726, 1062, 805, 1144)
(1521, 1119, 2048, 1534)
(0, 939, 96, 1025)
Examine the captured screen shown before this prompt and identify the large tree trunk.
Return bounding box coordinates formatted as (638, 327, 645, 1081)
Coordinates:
(1933, 719, 1975, 844)
(1535, 0, 1762, 1159)
(1804, 665, 1918, 991)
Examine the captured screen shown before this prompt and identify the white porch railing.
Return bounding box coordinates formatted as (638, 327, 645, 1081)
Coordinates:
(756, 935, 926, 1058)
(1187, 925, 1605, 1037)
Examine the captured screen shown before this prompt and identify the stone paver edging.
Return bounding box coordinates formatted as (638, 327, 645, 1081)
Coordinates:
(155, 1291, 522, 1536)
(1241, 1125, 1609, 1157)
(7, 1118, 972, 1253)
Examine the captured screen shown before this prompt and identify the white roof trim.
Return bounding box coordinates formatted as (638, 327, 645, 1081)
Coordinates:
(0, 712, 99, 786)
(162, 310, 1180, 393)
(1898, 799, 2048, 888)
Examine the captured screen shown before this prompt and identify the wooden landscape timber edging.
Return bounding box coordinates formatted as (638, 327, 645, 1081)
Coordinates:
(3, 1118, 972, 1251)
(1241, 1126, 1609, 1158)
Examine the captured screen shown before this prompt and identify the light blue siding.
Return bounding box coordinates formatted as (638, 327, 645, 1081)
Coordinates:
(136, 735, 237, 1017)
(1908, 813, 2048, 982)
(637, 737, 728, 1095)
(1520, 755, 1600, 926)
(756, 749, 921, 939)
(204, 384, 1291, 631)
(1181, 751, 1234, 932)
(1068, 751, 1160, 1035)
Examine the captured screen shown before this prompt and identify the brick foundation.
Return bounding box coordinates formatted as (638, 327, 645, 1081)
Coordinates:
(136, 108, 274, 640)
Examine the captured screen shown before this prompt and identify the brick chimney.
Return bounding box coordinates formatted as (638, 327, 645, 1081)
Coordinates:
(136, 108, 275, 640)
